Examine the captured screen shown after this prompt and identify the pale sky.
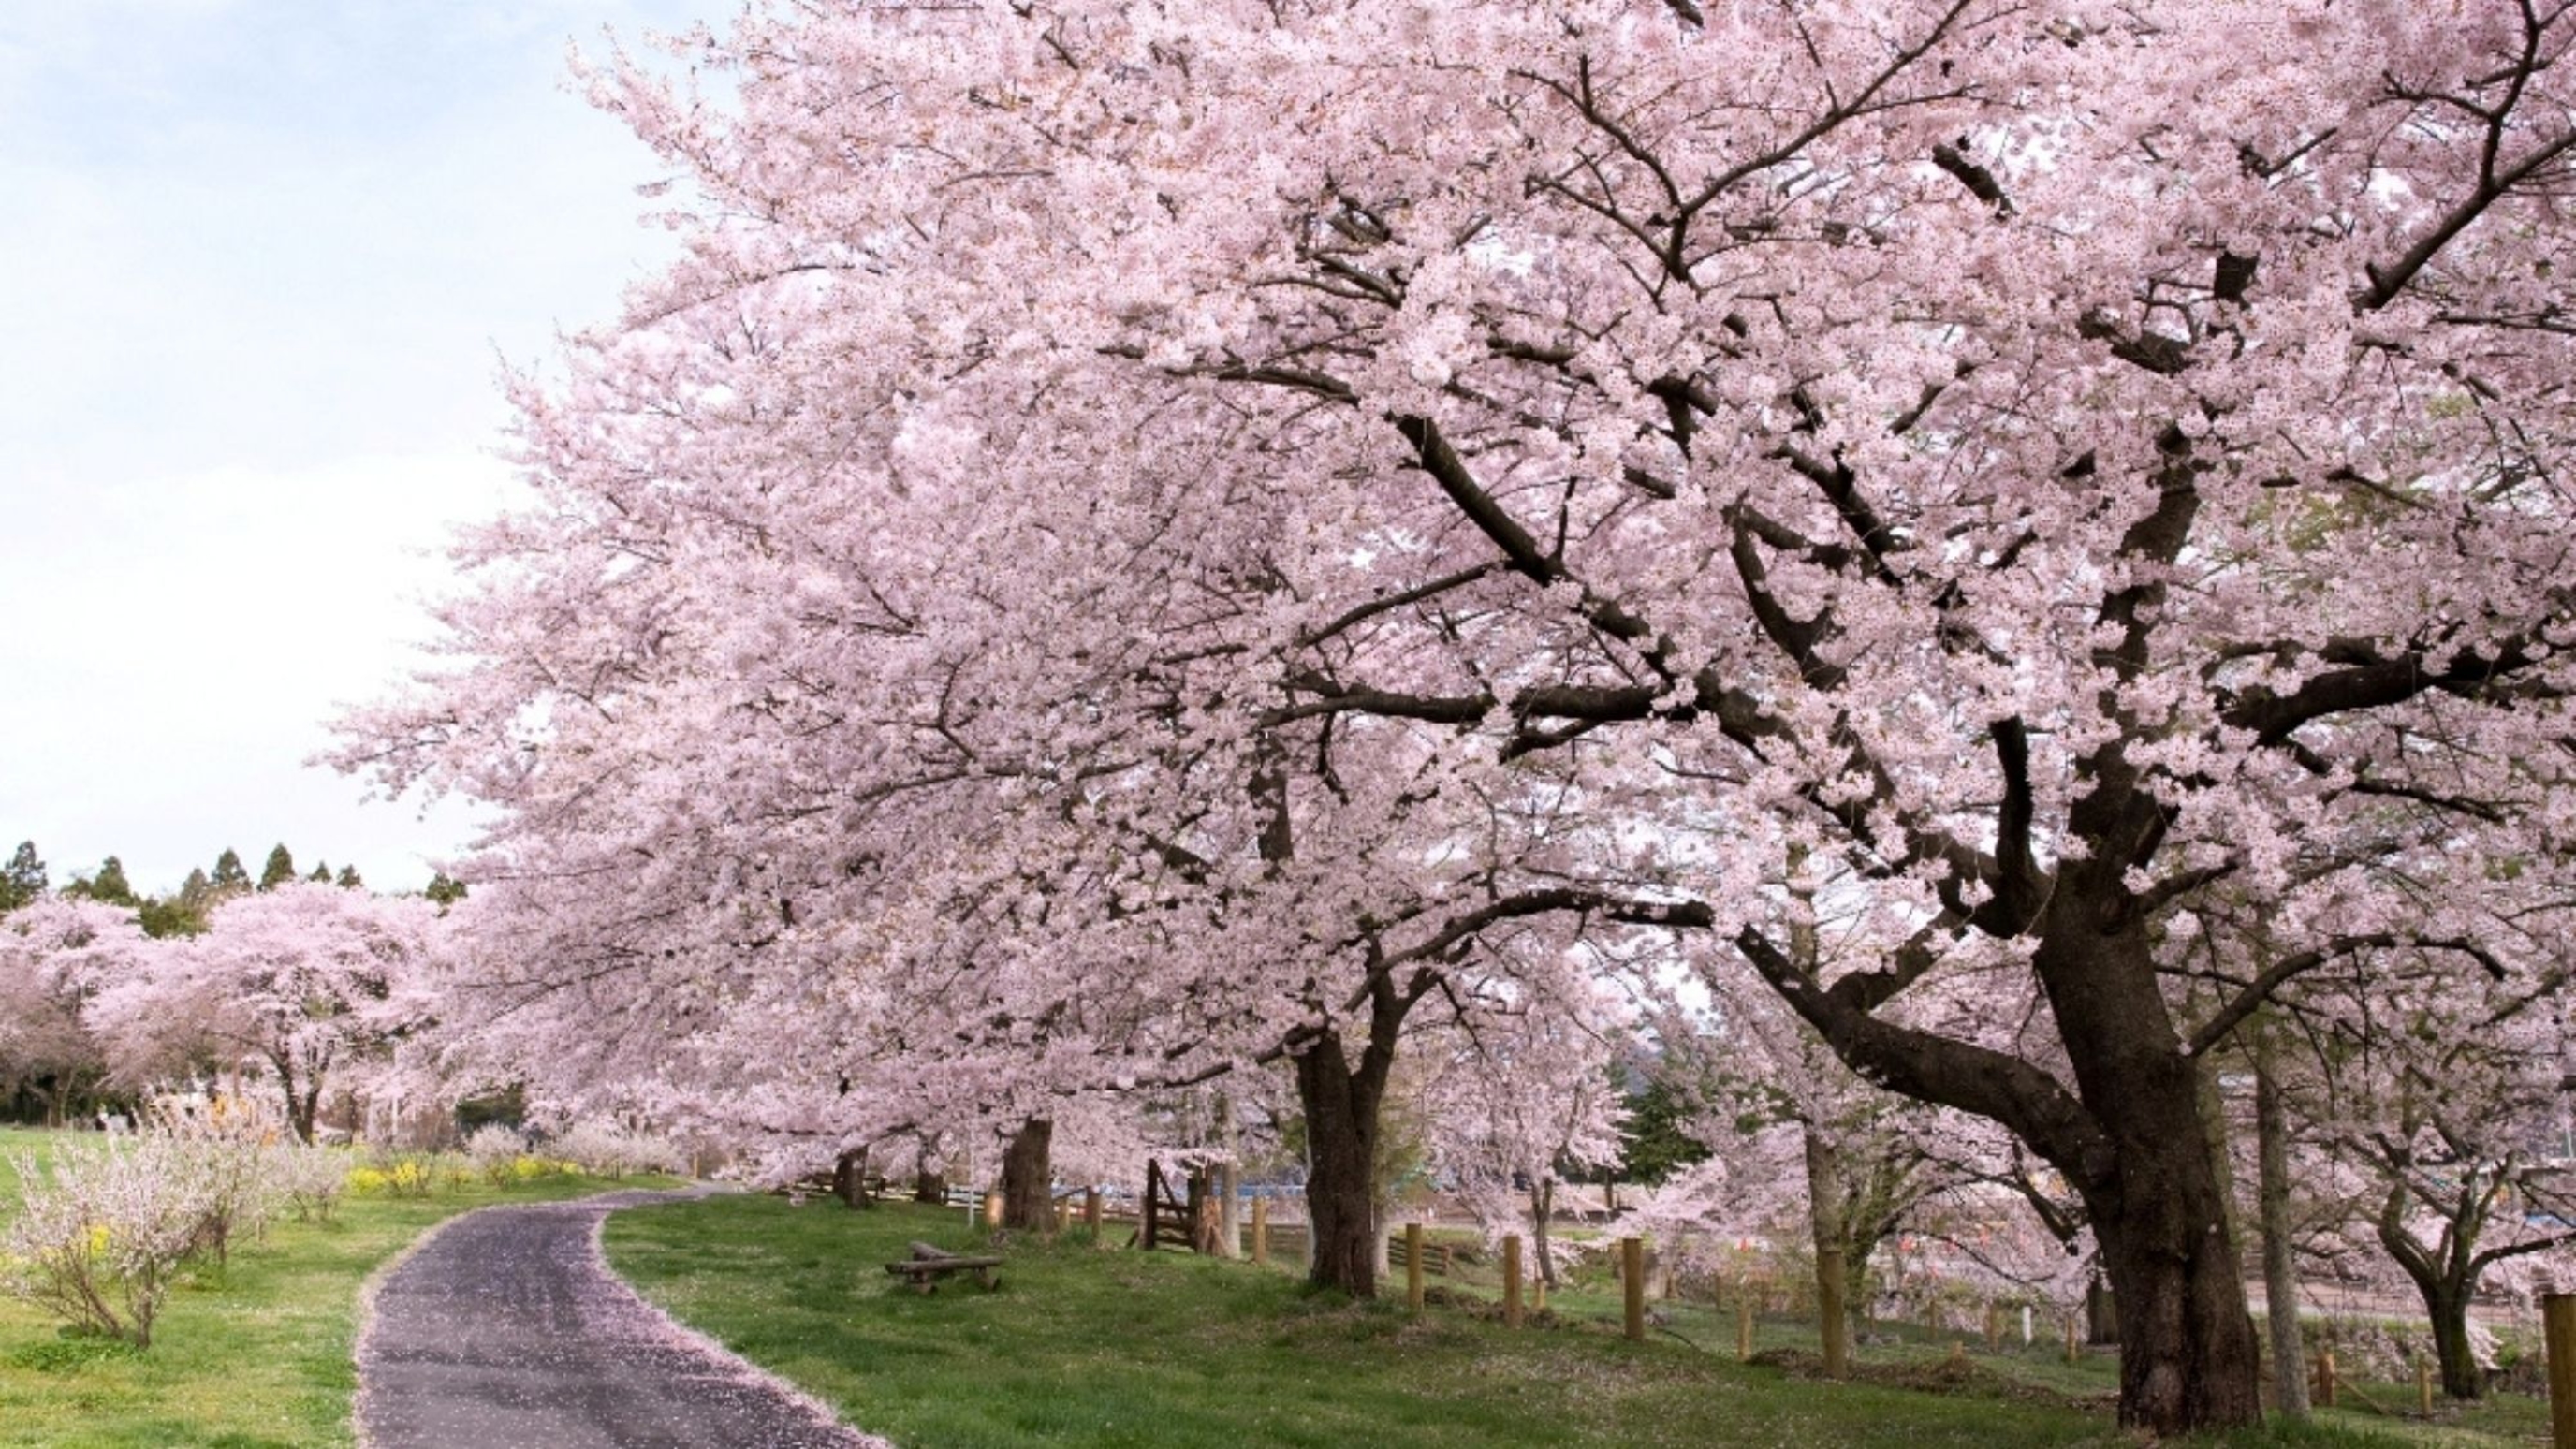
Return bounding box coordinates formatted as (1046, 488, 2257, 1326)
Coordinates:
(0, 0, 714, 896)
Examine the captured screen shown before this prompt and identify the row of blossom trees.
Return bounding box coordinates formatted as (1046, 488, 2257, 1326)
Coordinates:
(327, 0, 2576, 1433)
(0, 884, 440, 1141)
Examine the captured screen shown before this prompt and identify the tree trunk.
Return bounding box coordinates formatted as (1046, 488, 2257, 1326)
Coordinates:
(2425, 1286, 2483, 1400)
(2086, 1274, 2118, 1345)
(1843, 1228, 1883, 1339)
(914, 1168, 947, 1204)
(1530, 1178, 1559, 1288)
(1804, 1127, 1853, 1375)
(998, 1118, 1053, 1232)
(272, 1057, 319, 1145)
(2252, 1029, 2309, 1418)
(1214, 1096, 1243, 1260)
(2041, 905, 2261, 1433)
(1295, 1025, 1387, 1296)
(2378, 1193, 2490, 1402)
(832, 1148, 874, 1209)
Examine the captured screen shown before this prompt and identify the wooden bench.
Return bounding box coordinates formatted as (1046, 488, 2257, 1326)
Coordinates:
(884, 1240, 1002, 1294)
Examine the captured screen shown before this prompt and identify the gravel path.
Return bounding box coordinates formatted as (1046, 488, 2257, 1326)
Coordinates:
(358, 1188, 887, 1449)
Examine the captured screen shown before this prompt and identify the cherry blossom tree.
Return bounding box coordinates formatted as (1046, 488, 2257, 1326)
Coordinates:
(1415, 969, 1629, 1285)
(2277, 945, 2576, 1400)
(0, 895, 145, 1125)
(333, 0, 2576, 1429)
(87, 883, 440, 1143)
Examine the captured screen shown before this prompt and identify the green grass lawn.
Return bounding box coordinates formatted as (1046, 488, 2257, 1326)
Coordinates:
(602, 1195, 2472, 1449)
(0, 1125, 666, 1449)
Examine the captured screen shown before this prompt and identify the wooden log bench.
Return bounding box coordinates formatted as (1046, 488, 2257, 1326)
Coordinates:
(884, 1240, 1003, 1294)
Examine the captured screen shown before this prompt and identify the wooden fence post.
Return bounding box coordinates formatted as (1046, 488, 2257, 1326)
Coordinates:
(2417, 1358, 2434, 1417)
(1406, 1223, 1427, 1313)
(1622, 1237, 1646, 1343)
(1083, 1186, 1101, 1243)
(2318, 1348, 2338, 1409)
(1983, 1303, 2000, 1352)
(1503, 1235, 1524, 1328)
(2545, 1293, 2576, 1448)
(1251, 1197, 1268, 1266)
(2063, 1316, 2080, 1366)
(983, 1191, 1002, 1228)
(1532, 1271, 1546, 1311)
(1736, 1293, 1755, 1361)
(1142, 1163, 1160, 1251)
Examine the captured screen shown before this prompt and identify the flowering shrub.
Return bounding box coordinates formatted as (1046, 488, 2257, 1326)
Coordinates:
(463, 1125, 529, 1187)
(139, 1093, 285, 1266)
(272, 1141, 347, 1223)
(549, 1121, 680, 1179)
(1, 1137, 209, 1348)
(348, 1154, 440, 1198)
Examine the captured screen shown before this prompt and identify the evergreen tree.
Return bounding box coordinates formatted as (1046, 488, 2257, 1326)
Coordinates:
(424, 872, 466, 909)
(0, 841, 45, 914)
(210, 848, 251, 893)
(178, 868, 212, 910)
(1613, 1073, 1713, 1188)
(308, 861, 333, 885)
(68, 856, 139, 907)
(257, 844, 296, 891)
(334, 865, 364, 889)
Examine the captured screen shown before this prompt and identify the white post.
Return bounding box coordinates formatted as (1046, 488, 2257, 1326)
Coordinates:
(2022, 1305, 2034, 1345)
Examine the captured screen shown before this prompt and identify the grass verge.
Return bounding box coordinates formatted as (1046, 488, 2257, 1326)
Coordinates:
(0, 1126, 666, 1448)
(602, 1195, 2467, 1449)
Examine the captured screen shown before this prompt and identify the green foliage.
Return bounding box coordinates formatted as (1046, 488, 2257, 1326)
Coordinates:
(207, 850, 249, 894)
(1614, 1072, 1712, 1187)
(334, 865, 363, 890)
(133, 895, 206, 940)
(452, 1085, 526, 1135)
(307, 862, 332, 885)
(256, 845, 296, 892)
(66, 856, 138, 908)
(423, 872, 466, 908)
(0, 842, 45, 915)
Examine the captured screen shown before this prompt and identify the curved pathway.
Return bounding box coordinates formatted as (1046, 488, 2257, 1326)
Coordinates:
(359, 1188, 885, 1449)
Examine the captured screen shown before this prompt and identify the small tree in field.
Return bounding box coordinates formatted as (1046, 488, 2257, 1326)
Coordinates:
(272, 1139, 348, 1223)
(2, 1136, 211, 1348)
(138, 1092, 288, 1267)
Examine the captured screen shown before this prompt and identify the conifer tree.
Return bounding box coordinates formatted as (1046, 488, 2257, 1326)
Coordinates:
(0, 841, 45, 914)
(70, 856, 138, 907)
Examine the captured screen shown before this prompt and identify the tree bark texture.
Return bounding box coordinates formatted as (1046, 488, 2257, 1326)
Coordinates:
(831, 1148, 874, 1209)
(2253, 1030, 2309, 1418)
(1530, 1178, 1559, 1288)
(1804, 1129, 1853, 1375)
(1295, 1023, 1388, 1296)
(2049, 911, 2258, 1430)
(998, 1117, 1054, 1233)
